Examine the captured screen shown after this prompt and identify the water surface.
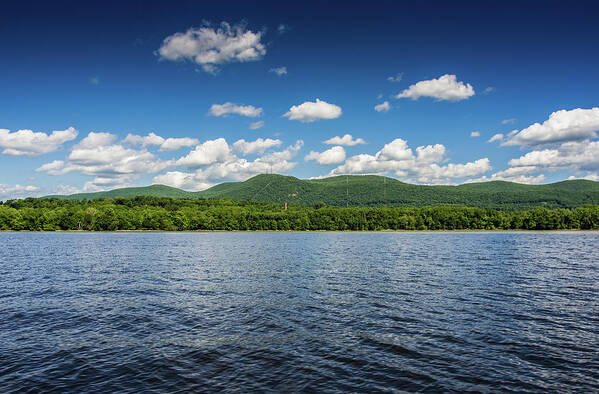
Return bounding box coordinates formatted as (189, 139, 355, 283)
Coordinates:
(1, 232, 598, 392)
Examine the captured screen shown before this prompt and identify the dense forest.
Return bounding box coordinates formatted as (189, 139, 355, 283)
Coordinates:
(2, 196, 599, 231)
(46, 174, 599, 210)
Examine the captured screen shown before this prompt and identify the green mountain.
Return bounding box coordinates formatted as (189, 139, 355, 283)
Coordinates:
(44, 184, 194, 200)
(43, 174, 599, 210)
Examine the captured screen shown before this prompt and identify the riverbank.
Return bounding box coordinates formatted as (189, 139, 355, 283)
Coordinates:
(2, 196, 598, 231)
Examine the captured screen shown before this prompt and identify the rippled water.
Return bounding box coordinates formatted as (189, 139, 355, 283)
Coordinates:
(1, 232, 598, 392)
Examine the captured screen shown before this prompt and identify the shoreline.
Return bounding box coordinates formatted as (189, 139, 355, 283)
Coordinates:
(1, 229, 597, 233)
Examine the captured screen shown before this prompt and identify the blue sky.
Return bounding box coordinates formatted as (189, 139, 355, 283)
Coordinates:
(1, 1, 598, 198)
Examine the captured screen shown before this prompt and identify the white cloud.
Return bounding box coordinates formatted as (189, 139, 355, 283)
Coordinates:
(36, 160, 65, 173)
(508, 140, 599, 171)
(76, 131, 116, 148)
(68, 145, 171, 175)
(488, 133, 504, 143)
(483, 86, 495, 94)
(466, 166, 546, 184)
(0, 127, 78, 156)
(157, 22, 266, 73)
(323, 134, 366, 146)
(35, 132, 175, 189)
(283, 99, 342, 122)
(160, 137, 200, 151)
(414, 159, 491, 182)
(82, 176, 138, 192)
(153, 171, 213, 191)
(176, 138, 234, 168)
(0, 184, 41, 199)
(482, 138, 599, 186)
(249, 120, 264, 130)
(394, 74, 475, 102)
(503, 108, 599, 146)
(416, 144, 446, 163)
(468, 173, 546, 185)
(269, 66, 287, 76)
(374, 101, 391, 112)
(305, 146, 346, 165)
(259, 140, 303, 162)
(379, 138, 414, 161)
(502, 118, 517, 125)
(568, 173, 599, 181)
(154, 140, 303, 189)
(387, 73, 403, 82)
(209, 102, 263, 117)
(123, 132, 198, 151)
(123, 132, 164, 147)
(51, 184, 81, 195)
(470, 131, 480, 137)
(326, 137, 489, 184)
(233, 138, 282, 155)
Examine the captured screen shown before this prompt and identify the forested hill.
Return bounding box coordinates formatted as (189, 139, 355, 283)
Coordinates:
(44, 174, 599, 210)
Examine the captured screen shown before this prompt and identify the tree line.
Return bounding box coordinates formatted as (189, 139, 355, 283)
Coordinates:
(1, 196, 598, 231)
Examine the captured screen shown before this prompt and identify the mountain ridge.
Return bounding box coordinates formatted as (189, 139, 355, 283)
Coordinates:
(41, 174, 599, 210)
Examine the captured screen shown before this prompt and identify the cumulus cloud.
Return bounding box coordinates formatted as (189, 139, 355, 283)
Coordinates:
(503, 108, 599, 146)
(568, 173, 599, 181)
(488, 133, 504, 143)
(157, 22, 266, 73)
(209, 102, 263, 117)
(508, 140, 599, 171)
(394, 74, 475, 102)
(470, 131, 480, 137)
(0, 184, 41, 199)
(36, 160, 65, 173)
(153, 140, 303, 190)
(305, 146, 346, 165)
(249, 120, 264, 130)
(160, 137, 200, 151)
(233, 138, 282, 155)
(81, 176, 138, 192)
(50, 184, 81, 195)
(153, 171, 214, 191)
(123, 132, 198, 151)
(34, 130, 304, 193)
(326, 138, 490, 184)
(283, 99, 342, 122)
(123, 132, 164, 147)
(0, 127, 78, 156)
(414, 159, 492, 182)
(176, 138, 234, 168)
(416, 144, 446, 163)
(467, 170, 546, 185)
(374, 101, 391, 112)
(379, 138, 413, 161)
(323, 134, 366, 146)
(269, 66, 287, 76)
(36, 132, 175, 191)
(482, 137, 599, 186)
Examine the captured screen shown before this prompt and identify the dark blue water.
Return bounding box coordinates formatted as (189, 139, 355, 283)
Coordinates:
(1, 232, 598, 392)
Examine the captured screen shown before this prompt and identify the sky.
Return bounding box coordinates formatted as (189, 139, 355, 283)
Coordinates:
(1, 0, 599, 198)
